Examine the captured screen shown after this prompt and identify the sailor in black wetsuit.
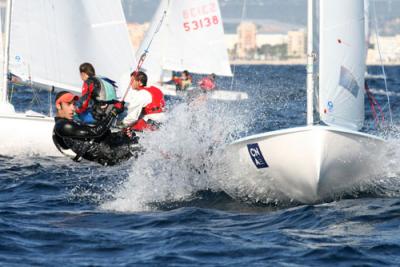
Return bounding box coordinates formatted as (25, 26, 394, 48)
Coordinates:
(52, 91, 140, 166)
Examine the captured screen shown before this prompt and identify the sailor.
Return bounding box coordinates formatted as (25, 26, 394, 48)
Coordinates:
(121, 71, 166, 132)
(198, 73, 216, 91)
(75, 62, 119, 124)
(184, 73, 217, 104)
(172, 70, 192, 91)
(53, 91, 140, 166)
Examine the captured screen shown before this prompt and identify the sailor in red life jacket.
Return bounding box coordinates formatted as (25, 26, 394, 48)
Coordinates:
(121, 71, 166, 132)
(198, 73, 216, 91)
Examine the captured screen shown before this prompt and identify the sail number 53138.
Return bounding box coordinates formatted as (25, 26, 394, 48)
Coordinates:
(183, 16, 219, 32)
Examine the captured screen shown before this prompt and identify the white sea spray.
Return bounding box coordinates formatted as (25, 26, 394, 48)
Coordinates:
(102, 98, 248, 212)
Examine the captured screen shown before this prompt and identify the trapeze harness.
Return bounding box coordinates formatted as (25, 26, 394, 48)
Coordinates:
(52, 130, 82, 162)
(130, 86, 165, 132)
(52, 113, 139, 166)
(52, 116, 112, 163)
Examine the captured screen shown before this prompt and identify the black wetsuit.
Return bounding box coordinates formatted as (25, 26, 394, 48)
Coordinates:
(53, 112, 140, 166)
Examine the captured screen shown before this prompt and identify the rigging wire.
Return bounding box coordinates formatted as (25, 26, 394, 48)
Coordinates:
(9, 82, 14, 103)
(372, 0, 393, 126)
(122, 8, 168, 101)
(27, 65, 43, 110)
(49, 87, 54, 117)
(229, 0, 247, 91)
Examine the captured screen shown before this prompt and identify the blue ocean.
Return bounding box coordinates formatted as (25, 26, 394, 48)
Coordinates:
(2, 65, 400, 266)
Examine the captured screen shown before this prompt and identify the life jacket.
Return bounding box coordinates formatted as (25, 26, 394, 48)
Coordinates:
(96, 77, 118, 101)
(77, 76, 118, 123)
(143, 86, 165, 115)
(199, 77, 216, 91)
(131, 86, 165, 131)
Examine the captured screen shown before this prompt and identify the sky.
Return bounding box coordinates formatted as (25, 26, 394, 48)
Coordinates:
(122, 0, 400, 28)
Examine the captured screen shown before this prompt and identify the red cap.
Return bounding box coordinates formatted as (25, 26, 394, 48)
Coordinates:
(55, 91, 79, 106)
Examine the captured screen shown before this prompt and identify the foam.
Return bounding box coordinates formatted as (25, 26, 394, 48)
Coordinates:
(101, 99, 247, 212)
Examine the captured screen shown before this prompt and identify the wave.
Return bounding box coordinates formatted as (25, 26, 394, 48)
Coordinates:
(369, 88, 400, 97)
(101, 99, 249, 212)
(365, 73, 386, 80)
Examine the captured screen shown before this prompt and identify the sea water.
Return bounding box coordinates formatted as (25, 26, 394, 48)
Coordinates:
(1, 65, 400, 266)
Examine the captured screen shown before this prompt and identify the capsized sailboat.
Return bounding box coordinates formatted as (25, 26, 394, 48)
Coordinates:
(0, 0, 135, 156)
(136, 0, 248, 101)
(223, 0, 385, 203)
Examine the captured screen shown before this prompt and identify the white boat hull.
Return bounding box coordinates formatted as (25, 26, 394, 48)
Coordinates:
(0, 111, 60, 157)
(160, 84, 248, 101)
(223, 125, 385, 203)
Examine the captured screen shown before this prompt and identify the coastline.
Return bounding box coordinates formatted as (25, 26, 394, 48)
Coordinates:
(230, 59, 400, 66)
(230, 59, 306, 65)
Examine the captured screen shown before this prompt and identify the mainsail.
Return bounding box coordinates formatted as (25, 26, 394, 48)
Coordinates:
(0, 9, 4, 94)
(137, 0, 232, 85)
(364, 0, 370, 53)
(318, 0, 365, 130)
(9, 0, 135, 94)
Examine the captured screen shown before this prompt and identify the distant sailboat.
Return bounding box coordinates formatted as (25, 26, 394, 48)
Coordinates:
(0, 0, 135, 156)
(224, 0, 384, 203)
(136, 0, 248, 101)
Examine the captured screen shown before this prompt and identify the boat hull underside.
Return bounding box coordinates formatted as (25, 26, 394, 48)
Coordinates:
(224, 126, 384, 203)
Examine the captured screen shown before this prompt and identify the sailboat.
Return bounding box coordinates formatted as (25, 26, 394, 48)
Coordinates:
(136, 0, 248, 101)
(224, 0, 385, 203)
(0, 0, 135, 156)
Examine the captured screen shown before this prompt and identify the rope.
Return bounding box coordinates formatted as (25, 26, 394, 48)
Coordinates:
(229, 0, 247, 90)
(9, 83, 14, 103)
(122, 10, 168, 101)
(27, 65, 42, 110)
(372, 0, 393, 126)
(49, 86, 54, 117)
(365, 81, 384, 128)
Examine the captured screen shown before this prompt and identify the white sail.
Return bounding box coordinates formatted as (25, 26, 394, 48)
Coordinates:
(136, 0, 170, 84)
(0, 8, 4, 95)
(137, 0, 232, 84)
(319, 0, 365, 131)
(9, 0, 135, 94)
(364, 0, 370, 61)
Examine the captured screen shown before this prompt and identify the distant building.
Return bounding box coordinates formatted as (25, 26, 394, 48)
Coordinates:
(382, 18, 400, 36)
(257, 33, 288, 47)
(224, 34, 238, 51)
(367, 35, 400, 64)
(237, 22, 257, 59)
(126, 23, 150, 51)
(287, 29, 306, 58)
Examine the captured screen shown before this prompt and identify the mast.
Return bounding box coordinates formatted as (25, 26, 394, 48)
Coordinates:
(306, 0, 314, 125)
(1, 0, 12, 103)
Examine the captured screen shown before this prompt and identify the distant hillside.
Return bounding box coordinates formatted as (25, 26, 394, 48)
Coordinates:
(122, 0, 400, 35)
(382, 18, 400, 36)
(122, 0, 307, 27)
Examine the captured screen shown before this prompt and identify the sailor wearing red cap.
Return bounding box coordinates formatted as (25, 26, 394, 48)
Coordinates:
(52, 91, 140, 166)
